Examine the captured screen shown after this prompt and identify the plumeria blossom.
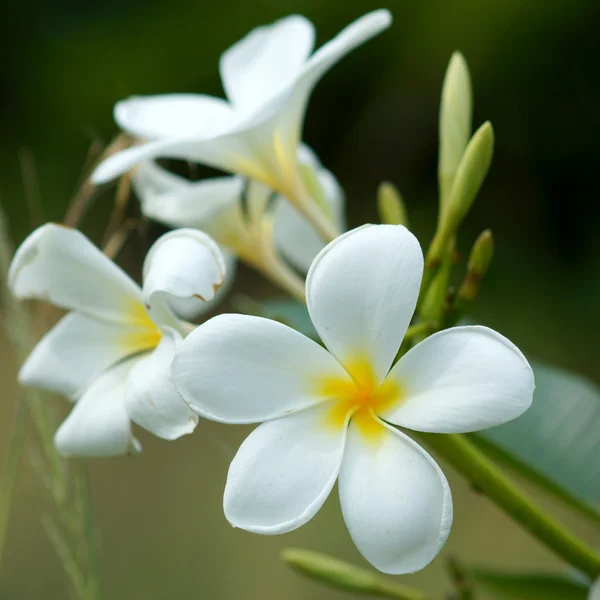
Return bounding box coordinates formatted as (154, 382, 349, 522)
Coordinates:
(9, 224, 225, 456)
(172, 224, 535, 574)
(131, 146, 345, 273)
(91, 10, 391, 238)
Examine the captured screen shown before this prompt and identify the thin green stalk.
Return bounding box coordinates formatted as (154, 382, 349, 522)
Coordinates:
(0, 394, 27, 564)
(418, 432, 600, 578)
(467, 433, 600, 527)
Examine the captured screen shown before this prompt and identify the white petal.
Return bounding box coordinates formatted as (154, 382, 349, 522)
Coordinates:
(19, 312, 158, 398)
(115, 94, 234, 139)
(124, 328, 198, 440)
(306, 224, 423, 384)
(268, 9, 393, 151)
(133, 162, 243, 229)
(382, 326, 535, 433)
(589, 579, 600, 600)
(91, 132, 251, 185)
(167, 249, 237, 321)
(92, 12, 391, 187)
(142, 228, 226, 328)
(55, 360, 140, 457)
(224, 402, 346, 534)
(339, 419, 452, 574)
(172, 313, 350, 423)
(220, 15, 315, 110)
(299, 10, 391, 94)
(9, 224, 147, 325)
(274, 161, 345, 273)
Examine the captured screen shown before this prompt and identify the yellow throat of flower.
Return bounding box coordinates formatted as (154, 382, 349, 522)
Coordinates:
(317, 357, 402, 442)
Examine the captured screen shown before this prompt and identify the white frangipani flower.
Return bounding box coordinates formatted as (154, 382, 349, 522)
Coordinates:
(9, 224, 225, 456)
(132, 147, 345, 273)
(91, 10, 390, 238)
(172, 224, 535, 574)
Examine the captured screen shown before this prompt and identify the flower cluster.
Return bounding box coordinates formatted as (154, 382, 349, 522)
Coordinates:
(9, 8, 537, 580)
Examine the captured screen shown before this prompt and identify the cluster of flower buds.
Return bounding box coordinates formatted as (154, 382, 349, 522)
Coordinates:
(9, 9, 536, 578)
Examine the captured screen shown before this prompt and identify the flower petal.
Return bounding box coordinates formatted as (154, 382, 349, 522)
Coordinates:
(589, 579, 600, 600)
(133, 162, 243, 229)
(224, 402, 346, 534)
(115, 94, 234, 139)
(306, 224, 423, 384)
(124, 328, 198, 440)
(55, 360, 141, 457)
(382, 326, 535, 433)
(9, 224, 147, 325)
(172, 313, 350, 423)
(92, 11, 391, 187)
(220, 15, 315, 110)
(142, 228, 226, 329)
(19, 312, 158, 398)
(274, 158, 345, 273)
(339, 418, 452, 574)
(299, 10, 391, 95)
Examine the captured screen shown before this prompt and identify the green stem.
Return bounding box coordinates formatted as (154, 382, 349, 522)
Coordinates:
(0, 394, 28, 566)
(466, 433, 600, 527)
(418, 433, 600, 578)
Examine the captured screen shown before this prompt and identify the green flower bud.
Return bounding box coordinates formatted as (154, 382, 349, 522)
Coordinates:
(281, 548, 429, 599)
(439, 52, 472, 209)
(445, 121, 494, 232)
(377, 181, 409, 227)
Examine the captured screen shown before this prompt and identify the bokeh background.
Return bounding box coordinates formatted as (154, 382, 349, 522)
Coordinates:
(1, 0, 600, 597)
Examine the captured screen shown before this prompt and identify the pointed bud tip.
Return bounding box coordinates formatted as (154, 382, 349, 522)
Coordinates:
(377, 181, 408, 226)
(469, 229, 494, 276)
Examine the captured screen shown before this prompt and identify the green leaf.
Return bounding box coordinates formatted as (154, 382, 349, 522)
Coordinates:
(482, 361, 600, 502)
(257, 299, 318, 339)
(472, 570, 588, 600)
(467, 432, 600, 525)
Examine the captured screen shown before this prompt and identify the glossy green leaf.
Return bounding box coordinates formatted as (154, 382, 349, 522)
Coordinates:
(472, 570, 588, 600)
(483, 361, 600, 502)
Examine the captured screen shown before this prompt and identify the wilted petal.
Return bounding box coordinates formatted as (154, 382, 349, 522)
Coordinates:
(224, 402, 346, 534)
(173, 313, 350, 423)
(142, 228, 226, 328)
(9, 224, 147, 326)
(220, 15, 315, 110)
(55, 360, 141, 457)
(339, 418, 452, 574)
(306, 224, 423, 385)
(19, 312, 159, 398)
(115, 94, 234, 139)
(382, 326, 535, 433)
(125, 329, 198, 440)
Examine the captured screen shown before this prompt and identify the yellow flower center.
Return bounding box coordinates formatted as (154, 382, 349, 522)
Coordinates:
(120, 300, 162, 354)
(316, 357, 402, 442)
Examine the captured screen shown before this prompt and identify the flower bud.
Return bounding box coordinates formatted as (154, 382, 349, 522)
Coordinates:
(445, 121, 494, 232)
(439, 52, 472, 208)
(281, 548, 428, 600)
(468, 229, 494, 280)
(377, 181, 409, 226)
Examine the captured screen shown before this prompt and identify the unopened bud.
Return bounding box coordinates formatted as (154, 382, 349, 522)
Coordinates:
(468, 229, 494, 279)
(445, 121, 494, 232)
(377, 181, 409, 227)
(281, 548, 428, 600)
(439, 52, 472, 208)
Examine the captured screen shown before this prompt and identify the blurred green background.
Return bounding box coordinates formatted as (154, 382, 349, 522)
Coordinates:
(1, 0, 600, 597)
